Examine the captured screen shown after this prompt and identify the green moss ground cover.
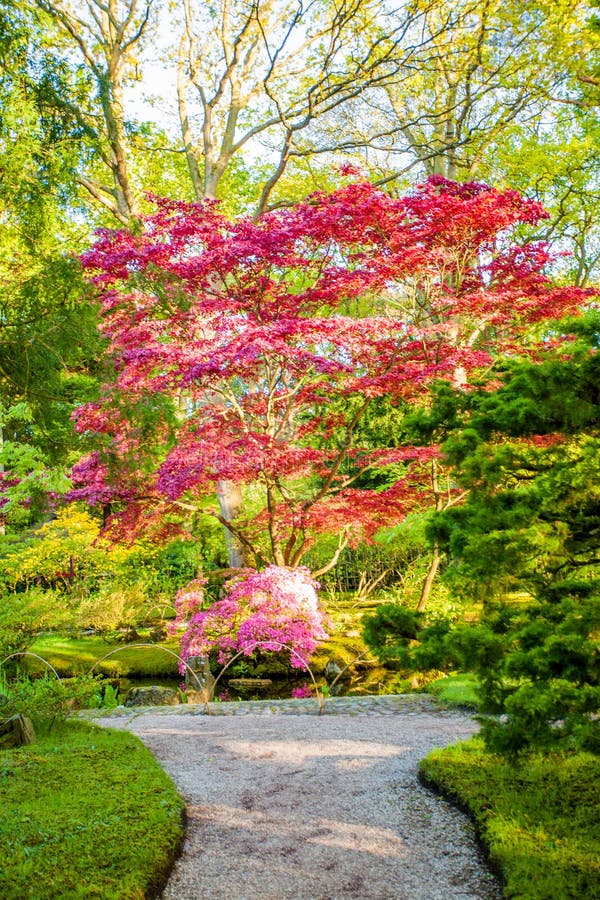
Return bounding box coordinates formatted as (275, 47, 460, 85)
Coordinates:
(26, 634, 182, 678)
(420, 739, 600, 899)
(426, 673, 480, 708)
(0, 720, 185, 899)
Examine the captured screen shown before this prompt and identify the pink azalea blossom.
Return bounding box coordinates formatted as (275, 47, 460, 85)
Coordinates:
(173, 566, 328, 672)
(291, 683, 313, 699)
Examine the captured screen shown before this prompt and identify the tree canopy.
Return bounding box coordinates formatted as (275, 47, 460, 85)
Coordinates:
(71, 177, 584, 572)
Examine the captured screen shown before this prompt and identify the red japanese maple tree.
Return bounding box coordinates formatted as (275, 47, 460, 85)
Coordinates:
(72, 177, 583, 573)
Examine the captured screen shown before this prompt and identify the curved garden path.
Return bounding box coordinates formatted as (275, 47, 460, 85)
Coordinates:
(99, 696, 502, 900)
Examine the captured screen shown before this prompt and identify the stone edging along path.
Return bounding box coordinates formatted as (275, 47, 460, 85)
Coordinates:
(93, 695, 503, 900)
(91, 693, 463, 719)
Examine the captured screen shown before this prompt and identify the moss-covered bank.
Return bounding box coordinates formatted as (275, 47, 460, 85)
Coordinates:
(420, 739, 600, 899)
(0, 720, 185, 899)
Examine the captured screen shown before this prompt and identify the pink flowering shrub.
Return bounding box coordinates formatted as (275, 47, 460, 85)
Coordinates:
(173, 566, 329, 672)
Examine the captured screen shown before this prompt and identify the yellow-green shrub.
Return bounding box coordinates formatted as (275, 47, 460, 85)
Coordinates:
(0, 504, 154, 591)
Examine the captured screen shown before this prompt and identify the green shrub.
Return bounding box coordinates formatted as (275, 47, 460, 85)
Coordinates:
(0, 589, 50, 659)
(426, 673, 480, 708)
(363, 583, 600, 757)
(76, 583, 150, 632)
(0, 675, 99, 728)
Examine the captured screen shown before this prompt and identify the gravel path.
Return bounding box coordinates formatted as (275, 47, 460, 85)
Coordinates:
(99, 697, 502, 900)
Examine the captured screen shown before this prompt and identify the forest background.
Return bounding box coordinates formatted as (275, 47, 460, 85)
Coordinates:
(1, 0, 599, 755)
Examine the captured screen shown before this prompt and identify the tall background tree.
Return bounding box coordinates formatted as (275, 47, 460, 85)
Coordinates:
(0, 1, 102, 526)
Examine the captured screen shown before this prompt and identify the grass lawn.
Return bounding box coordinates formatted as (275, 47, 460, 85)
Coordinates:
(420, 739, 600, 899)
(0, 719, 185, 899)
(26, 633, 182, 678)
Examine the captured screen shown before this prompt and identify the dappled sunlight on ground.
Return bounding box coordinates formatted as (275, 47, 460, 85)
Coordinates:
(97, 704, 500, 899)
(190, 804, 409, 859)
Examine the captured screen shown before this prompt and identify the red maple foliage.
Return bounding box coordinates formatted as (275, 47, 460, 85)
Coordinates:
(71, 177, 584, 570)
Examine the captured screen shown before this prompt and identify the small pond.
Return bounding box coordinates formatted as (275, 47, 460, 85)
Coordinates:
(107, 674, 346, 703)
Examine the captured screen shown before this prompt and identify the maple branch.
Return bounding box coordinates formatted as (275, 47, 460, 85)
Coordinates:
(273, 377, 310, 441)
(312, 529, 350, 577)
(303, 396, 374, 511)
(265, 479, 285, 565)
(212, 383, 248, 429)
(208, 508, 270, 568)
(282, 521, 303, 567)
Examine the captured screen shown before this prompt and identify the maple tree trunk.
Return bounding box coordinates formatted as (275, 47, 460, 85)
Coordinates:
(201, 160, 253, 568)
(216, 480, 247, 568)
